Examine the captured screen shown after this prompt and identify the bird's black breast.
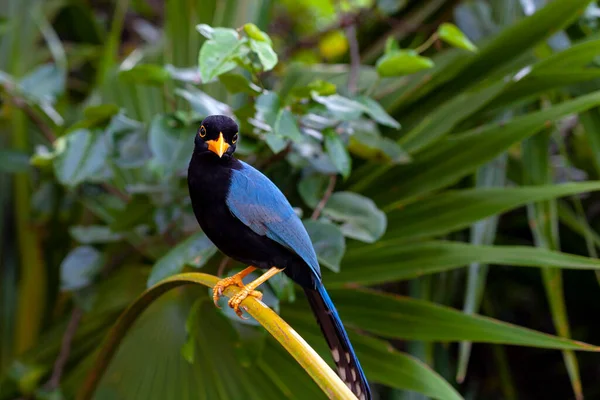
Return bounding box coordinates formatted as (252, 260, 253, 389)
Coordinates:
(187, 153, 314, 287)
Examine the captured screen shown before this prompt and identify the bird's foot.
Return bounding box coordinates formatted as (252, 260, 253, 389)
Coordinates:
(212, 266, 257, 307)
(228, 287, 263, 318)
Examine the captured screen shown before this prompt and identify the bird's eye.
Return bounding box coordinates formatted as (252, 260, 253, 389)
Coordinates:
(199, 126, 207, 138)
(232, 134, 238, 144)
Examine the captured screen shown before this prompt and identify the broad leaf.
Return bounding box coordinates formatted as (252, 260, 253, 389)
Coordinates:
(250, 39, 278, 71)
(176, 88, 232, 117)
(285, 311, 463, 400)
(0, 149, 30, 173)
(289, 289, 600, 350)
(197, 27, 246, 82)
(363, 90, 600, 205)
(326, 240, 600, 286)
(60, 246, 104, 291)
(218, 73, 261, 94)
(69, 225, 123, 244)
(119, 64, 171, 85)
(148, 114, 190, 177)
(376, 50, 434, 77)
(438, 23, 478, 52)
(19, 63, 65, 103)
(384, 183, 600, 241)
(147, 231, 217, 287)
(322, 192, 386, 243)
(324, 129, 351, 179)
(94, 288, 325, 400)
(354, 96, 400, 129)
(298, 174, 330, 208)
(274, 109, 303, 141)
(303, 220, 346, 272)
(53, 129, 110, 186)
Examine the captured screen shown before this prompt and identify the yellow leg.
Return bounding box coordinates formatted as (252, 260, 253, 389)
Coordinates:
(212, 266, 258, 307)
(228, 267, 283, 318)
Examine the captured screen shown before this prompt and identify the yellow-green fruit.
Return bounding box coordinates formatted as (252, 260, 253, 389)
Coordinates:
(318, 30, 348, 60)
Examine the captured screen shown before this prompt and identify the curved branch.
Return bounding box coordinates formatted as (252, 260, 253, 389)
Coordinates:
(77, 272, 356, 400)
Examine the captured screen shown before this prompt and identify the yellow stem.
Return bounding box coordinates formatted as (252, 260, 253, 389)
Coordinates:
(77, 272, 356, 400)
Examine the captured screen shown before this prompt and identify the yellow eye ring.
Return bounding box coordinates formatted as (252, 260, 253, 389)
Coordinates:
(199, 126, 206, 138)
(232, 134, 238, 144)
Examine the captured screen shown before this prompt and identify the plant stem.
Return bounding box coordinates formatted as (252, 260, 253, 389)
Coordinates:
(12, 109, 47, 354)
(414, 32, 439, 54)
(311, 175, 337, 220)
(345, 24, 360, 95)
(46, 308, 83, 389)
(77, 273, 356, 400)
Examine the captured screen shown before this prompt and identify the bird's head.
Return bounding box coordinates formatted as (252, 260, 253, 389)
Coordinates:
(194, 115, 239, 159)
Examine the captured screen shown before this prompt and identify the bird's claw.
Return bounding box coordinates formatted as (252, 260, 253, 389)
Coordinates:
(212, 275, 245, 308)
(228, 288, 263, 318)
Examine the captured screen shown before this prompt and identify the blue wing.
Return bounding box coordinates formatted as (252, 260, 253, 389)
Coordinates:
(226, 161, 321, 279)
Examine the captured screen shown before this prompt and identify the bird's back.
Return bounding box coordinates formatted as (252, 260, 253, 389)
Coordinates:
(188, 155, 320, 288)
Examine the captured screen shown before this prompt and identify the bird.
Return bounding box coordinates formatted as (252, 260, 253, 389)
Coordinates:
(187, 115, 371, 400)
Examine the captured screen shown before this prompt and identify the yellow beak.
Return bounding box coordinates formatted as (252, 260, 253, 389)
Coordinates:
(206, 132, 230, 158)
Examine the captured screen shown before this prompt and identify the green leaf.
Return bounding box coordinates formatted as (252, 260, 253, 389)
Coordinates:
(53, 129, 110, 187)
(19, 63, 65, 103)
(198, 27, 246, 82)
(523, 130, 582, 400)
(348, 121, 410, 164)
(264, 133, 288, 154)
(94, 288, 323, 399)
(399, 80, 507, 154)
(312, 93, 365, 121)
(181, 299, 201, 364)
(250, 39, 278, 71)
(60, 246, 104, 291)
(319, 289, 600, 350)
(322, 192, 386, 243)
(375, 50, 434, 77)
(195, 23, 215, 39)
(148, 114, 190, 177)
(274, 109, 303, 141)
(438, 23, 478, 52)
(243, 23, 272, 44)
(378, 0, 594, 115)
(0, 16, 10, 34)
(119, 64, 171, 85)
(108, 195, 155, 232)
(298, 174, 330, 208)
(384, 183, 600, 242)
(365, 90, 600, 206)
(327, 240, 600, 286)
(384, 36, 400, 54)
(82, 104, 120, 126)
(255, 91, 281, 127)
(165, 65, 201, 83)
(176, 88, 231, 117)
(354, 96, 400, 129)
(303, 220, 345, 272)
(457, 156, 506, 382)
(292, 80, 337, 99)
(146, 231, 217, 287)
(0, 149, 30, 173)
(218, 73, 261, 94)
(69, 225, 123, 244)
(286, 312, 463, 400)
(324, 129, 351, 179)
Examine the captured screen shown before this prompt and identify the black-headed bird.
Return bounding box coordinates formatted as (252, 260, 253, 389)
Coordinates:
(187, 115, 371, 400)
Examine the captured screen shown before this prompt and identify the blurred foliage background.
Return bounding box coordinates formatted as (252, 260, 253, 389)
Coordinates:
(2, 0, 600, 399)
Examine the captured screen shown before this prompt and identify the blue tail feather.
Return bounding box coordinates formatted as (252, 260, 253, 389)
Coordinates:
(304, 284, 371, 400)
